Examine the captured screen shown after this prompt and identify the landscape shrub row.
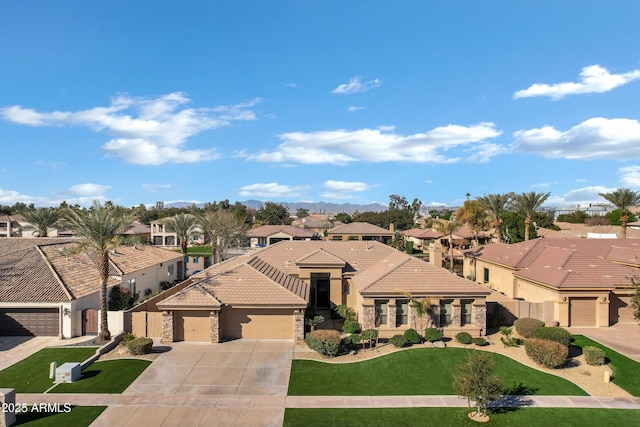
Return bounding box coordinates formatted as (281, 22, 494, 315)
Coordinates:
(583, 346, 606, 366)
(127, 337, 153, 355)
(306, 330, 341, 357)
(514, 318, 545, 338)
(524, 338, 568, 368)
(532, 326, 572, 347)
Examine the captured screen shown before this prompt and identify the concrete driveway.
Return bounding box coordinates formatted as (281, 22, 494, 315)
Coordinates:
(124, 339, 294, 396)
(569, 323, 640, 362)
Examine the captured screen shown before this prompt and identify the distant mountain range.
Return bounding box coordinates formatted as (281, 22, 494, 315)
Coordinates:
(164, 200, 387, 214)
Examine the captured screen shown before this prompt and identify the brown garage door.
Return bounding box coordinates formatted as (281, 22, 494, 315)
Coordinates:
(0, 308, 59, 336)
(222, 308, 293, 339)
(609, 294, 635, 325)
(569, 297, 597, 327)
(173, 311, 211, 341)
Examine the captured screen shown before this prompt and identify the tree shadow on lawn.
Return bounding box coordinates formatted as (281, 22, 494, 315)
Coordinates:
(502, 381, 539, 396)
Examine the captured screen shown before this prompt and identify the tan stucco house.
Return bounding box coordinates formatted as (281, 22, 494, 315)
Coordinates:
(463, 238, 640, 327)
(326, 222, 395, 243)
(246, 224, 316, 248)
(133, 240, 490, 343)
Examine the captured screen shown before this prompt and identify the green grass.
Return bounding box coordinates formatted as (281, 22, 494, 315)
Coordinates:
(51, 359, 151, 393)
(572, 335, 640, 396)
(174, 246, 212, 255)
(15, 406, 106, 427)
(0, 348, 97, 393)
(284, 408, 640, 427)
(288, 348, 586, 396)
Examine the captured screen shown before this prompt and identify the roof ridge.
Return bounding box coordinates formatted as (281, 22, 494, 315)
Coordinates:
(35, 244, 74, 301)
(246, 256, 309, 302)
(358, 251, 412, 293)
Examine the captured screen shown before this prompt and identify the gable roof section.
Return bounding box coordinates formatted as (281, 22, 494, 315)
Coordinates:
(108, 245, 182, 273)
(327, 222, 394, 236)
(402, 228, 443, 239)
(246, 225, 316, 238)
(295, 248, 346, 268)
(247, 256, 310, 301)
(156, 283, 221, 310)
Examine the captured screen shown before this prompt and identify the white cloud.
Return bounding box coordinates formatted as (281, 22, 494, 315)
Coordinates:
(244, 123, 503, 165)
(514, 65, 640, 100)
(347, 106, 364, 112)
(0, 93, 260, 165)
(142, 184, 172, 193)
(513, 118, 640, 160)
(238, 182, 308, 199)
(0, 183, 111, 207)
(69, 183, 111, 197)
(545, 185, 615, 207)
(319, 192, 355, 200)
(619, 166, 640, 187)
(323, 180, 371, 192)
(331, 77, 381, 94)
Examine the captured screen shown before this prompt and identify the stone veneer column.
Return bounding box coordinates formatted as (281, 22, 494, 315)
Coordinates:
(162, 311, 173, 343)
(472, 300, 487, 335)
(210, 311, 220, 343)
(387, 302, 397, 328)
(362, 304, 375, 330)
(1, 389, 16, 427)
(452, 300, 462, 327)
(294, 309, 305, 341)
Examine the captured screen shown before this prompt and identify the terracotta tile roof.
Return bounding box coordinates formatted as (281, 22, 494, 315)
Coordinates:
(295, 248, 346, 267)
(246, 224, 316, 238)
(247, 256, 310, 301)
(122, 221, 151, 235)
(107, 245, 182, 274)
(327, 222, 394, 236)
(157, 283, 221, 309)
(402, 228, 442, 239)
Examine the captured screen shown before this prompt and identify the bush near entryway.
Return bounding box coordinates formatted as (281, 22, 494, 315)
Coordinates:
(306, 329, 341, 357)
(342, 320, 361, 334)
(389, 334, 408, 348)
(424, 328, 444, 342)
(403, 328, 422, 344)
(127, 337, 153, 355)
(524, 338, 568, 368)
(514, 318, 545, 338)
(583, 346, 606, 366)
(455, 332, 473, 345)
(533, 326, 572, 347)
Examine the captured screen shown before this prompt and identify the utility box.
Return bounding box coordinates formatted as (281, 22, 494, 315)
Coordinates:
(55, 363, 82, 383)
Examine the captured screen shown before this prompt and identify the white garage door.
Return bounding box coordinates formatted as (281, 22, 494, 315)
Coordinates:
(222, 308, 293, 339)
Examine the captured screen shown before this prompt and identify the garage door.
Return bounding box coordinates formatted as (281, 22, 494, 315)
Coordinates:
(609, 294, 635, 325)
(569, 297, 597, 327)
(222, 308, 293, 339)
(173, 311, 211, 341)
(0, 308, 59, 336)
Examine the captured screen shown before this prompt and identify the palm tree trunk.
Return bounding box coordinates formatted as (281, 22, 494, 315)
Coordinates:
(494, 220, 502, 243)
(449, 235, 454, 273)
(98, 252, 111, 341)
(524, 216, 531, 241)
(621, 215, 628, 239)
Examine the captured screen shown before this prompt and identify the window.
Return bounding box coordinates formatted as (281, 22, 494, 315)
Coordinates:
(332, 235, 343, 241)
(440, 300, 452, 326)
(126, 278, 136, 294)
(348, 235, 359, 241)
(375, 300, 388, 326)
(461, 300, 473, 326)
(483, 268, 489, 283)
(168, 264, 174, 276)
(396, 299, 409, 325)
(192, 257, 199, 264)
(343, 283, 350, 295)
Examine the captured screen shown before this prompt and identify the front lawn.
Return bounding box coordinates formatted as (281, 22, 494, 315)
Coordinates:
(288, 348, 586, 396)
(571, 335, 640, 396)
(174, 246, 212, 255)
(15, 406, 106, 427)
(284, 408, 640, 427)
(0, 348, 97, 393)
(51, 359, 151, 393)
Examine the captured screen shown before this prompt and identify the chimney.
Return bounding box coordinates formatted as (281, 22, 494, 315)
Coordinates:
(389, 223, 395, 234)
(428, 241, 443, 268)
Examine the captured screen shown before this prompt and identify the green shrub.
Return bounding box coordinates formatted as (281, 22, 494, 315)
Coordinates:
(514, 318, 545, 338)
(334, 304, 356, 321)
(532, 326, 572, 347)
(306, 329, 341, 357)
(389, 334, 408, 348)
(473, 337, 487, 346)
(424, 328, 444, 342)
(524, 338, 568, 369)
(583, 346, 606, 366)
(127, 337, 153, 355)
(455, 332, 473, 345)
(499, 326, 518, 347)
(122, 333, 136, 343)
(361, 329, 379, 347)
(342, 320, 361, 334)
(341, 333, 361, 351)
(403, 328, 421, 344)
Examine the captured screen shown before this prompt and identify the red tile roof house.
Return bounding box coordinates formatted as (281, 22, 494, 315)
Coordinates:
(131, 240, 490, 343)
(463, 238, 640, 327)
(326, 222, 395, 244)
(0, 238, 183, 338)
(245, 224, 317, 248)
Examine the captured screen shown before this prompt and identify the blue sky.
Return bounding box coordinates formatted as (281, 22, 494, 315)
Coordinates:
(2, 1, 640, 210)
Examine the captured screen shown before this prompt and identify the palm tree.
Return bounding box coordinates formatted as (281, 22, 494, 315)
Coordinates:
(397, 290, 433, 334)
(20, 207, 60, 237)
(62, 201, 132, 341)
(477, 193, 512, 243)
(434, 219, 460, 273)
(511, 192, 550, 241)
(163, 213, 198, 276)
(599, 188, 640, 239)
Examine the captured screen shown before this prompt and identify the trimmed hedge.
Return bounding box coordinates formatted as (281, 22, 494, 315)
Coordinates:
(424, 328, 444, 342)
(514, 318, 545, 338)
(524, 338, 568, 368)
(342, 320, 361, 334)
(473, 337, 487, 346)
(342, 333, 361, 351)
(389, 334, 408, 348)
(403, 328, 422, 345)
(533, 326, 572, 347)
(361, 329, 378, 345)
(306, 329, 341, 357)
(455, 332, 473, 345)
(127, 337, 153, 355)
(583, 346, 606, 366)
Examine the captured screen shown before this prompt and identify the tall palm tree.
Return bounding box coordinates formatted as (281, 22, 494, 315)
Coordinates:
(163, 213, 198, 276)
(20, 207, 60, 237)
(477, 193, 512, 243)
(434, 219, 460, 273)
(62, 201, 132, 341)
(599, 188, 640, 239)
(511, 192, 550, 241)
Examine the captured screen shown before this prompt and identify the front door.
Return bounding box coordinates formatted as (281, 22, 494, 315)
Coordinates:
(311, 273, 331, 309)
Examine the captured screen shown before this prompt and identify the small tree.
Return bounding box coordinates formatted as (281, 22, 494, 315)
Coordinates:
(305, 315, 324, 332)
(397, 290, 432, 334)
(631, 276, 640, 325)
(453, 350, 503, 421)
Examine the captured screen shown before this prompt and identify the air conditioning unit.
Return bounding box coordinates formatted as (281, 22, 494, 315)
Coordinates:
(55, 362, 82, 383)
